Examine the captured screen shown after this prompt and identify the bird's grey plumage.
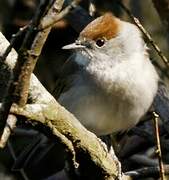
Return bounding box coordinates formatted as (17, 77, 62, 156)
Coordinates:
(53, 56, 169, 136)
(53, 14, 159, 135)
(53, 54, 81, 99)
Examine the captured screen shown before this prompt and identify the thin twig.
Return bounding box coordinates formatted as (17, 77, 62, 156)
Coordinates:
(0, 26, 28, 62)
(21, 0, 49, 49)
(117, 0, 169, 68)
(153, 112, 165, 180)
(39, 0, 82, 30)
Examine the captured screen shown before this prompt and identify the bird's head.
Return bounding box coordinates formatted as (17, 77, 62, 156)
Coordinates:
(63, 13, 145, 64)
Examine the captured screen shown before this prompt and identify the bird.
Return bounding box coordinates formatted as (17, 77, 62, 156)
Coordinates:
(54, 12, 159, 136)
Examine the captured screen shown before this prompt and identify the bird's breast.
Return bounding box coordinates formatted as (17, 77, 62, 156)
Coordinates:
(59, 74, 142, 135)
(59, 54, 158, 135)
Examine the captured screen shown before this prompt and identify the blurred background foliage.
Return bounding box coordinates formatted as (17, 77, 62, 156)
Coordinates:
(0, 0, 168, 179)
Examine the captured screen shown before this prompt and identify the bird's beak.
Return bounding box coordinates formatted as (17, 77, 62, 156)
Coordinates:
(62, 41, 86, 50)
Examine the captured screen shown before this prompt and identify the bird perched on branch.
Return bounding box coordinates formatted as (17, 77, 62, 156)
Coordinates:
(54, 13, 159, 135)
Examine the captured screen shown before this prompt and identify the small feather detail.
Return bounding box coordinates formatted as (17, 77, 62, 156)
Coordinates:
(80, 13, 120, 40)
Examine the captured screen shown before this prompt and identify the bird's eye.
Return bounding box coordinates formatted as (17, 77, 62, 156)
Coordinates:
(95, 38, 105, 47)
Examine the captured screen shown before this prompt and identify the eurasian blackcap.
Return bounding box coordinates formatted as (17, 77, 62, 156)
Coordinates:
(57, 13, 159, 135)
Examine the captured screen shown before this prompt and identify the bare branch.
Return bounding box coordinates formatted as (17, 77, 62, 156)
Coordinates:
(153, 112, 165, 180)
(39, 0, 82, 30)
(10, 100, 121, 179)
(0, 26, 27, 62)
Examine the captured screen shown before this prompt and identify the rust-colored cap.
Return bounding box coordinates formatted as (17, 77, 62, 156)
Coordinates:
(80, 13, 120, 40)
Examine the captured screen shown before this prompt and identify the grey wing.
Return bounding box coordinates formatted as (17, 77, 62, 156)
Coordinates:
(52, 53, 80, 99)
(153, 81, 169, 133)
